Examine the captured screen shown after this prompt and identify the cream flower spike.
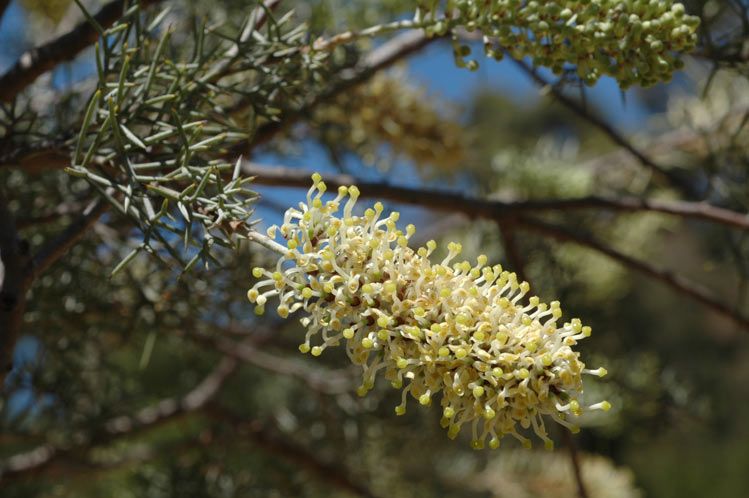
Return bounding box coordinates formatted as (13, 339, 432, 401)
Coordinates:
(248, 174, 610, 450)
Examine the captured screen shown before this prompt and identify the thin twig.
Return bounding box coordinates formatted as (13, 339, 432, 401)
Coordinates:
(512, 58, 699, 197)
(562, 430, 589, 498)
(206, 406, 378, 498)
(29, 198, 107, 278)
(202, 0, 283, 83)
(0, 0, 162, 102)
(516, 216, 749, 331)
(496, 221, 589, 498)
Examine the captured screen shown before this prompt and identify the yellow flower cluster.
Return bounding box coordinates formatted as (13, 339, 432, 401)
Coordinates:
(422, 0, 699, 88)
(248, 175, 610, 449)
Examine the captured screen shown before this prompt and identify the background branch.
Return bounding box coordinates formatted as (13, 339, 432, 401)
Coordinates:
(512, 59, 699, 198)
(0, 0, 162, 102)
(0, 198, 106, 384)
(245, 163, 749, 230)
(0, 189, 30, 382)
(497, 221, 589, 498)
(516, 216, 749, 331)
(0, 0, 10, 24)
(0, 356, 238, 481)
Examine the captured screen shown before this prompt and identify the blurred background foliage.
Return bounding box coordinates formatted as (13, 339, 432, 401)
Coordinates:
(2, 1, 749, 497)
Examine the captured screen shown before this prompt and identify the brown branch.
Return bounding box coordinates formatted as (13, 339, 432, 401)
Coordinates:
(29, 198, 107, 279)
(0, 0, 10, 24)
(104, 356, 237, 435)
(0, 198, 107, 384)
(517, 196, 749, 230)
(244, 163, 749, 230)
(247, 163, 749, 329)
(206, 407, 378, 498)
(1, 355, 374, 498)
(0, 356, 238, 481)
(0, 0, 161, 102)
(0, 189, 31, 382)
(562, 430, 589, 498)
(15, 201, 89, 230)
(496, 221, 589, 498)
(511, 59, 699, 198)
(242, 425, 377, 498)
(516, 216, 749, 331)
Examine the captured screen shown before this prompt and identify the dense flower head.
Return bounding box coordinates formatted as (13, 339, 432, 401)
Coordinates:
(422, 0, 699, 88)
(248, 175, 610, 449)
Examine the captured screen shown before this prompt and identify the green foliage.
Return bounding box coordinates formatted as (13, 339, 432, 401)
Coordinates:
(65, 4, 335, 269)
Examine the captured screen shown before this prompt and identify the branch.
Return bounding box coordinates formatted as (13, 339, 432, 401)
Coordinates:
(244, 163, 749, 230)
(0, 356, 238, 481)
(496, 221, 589, 498)
(247, 163, 749, 329)
(15, 201, 89, 230)
(0, 189, 30, 382)
(1, 355, 374, 498)
(0, 0, 10, 24)
(206, 407, 378, 498)
(511, 59, 699, 198)
(516, 216, 749, 331)
(29, 198, 107, 279)
(0, 0, 161, 102)
(104, 356, 237, 435)
(0, 198, 107, 384)
(562, 431, 590, 498)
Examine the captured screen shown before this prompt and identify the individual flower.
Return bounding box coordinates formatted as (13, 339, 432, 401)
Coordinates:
(248, 174, 610, 449)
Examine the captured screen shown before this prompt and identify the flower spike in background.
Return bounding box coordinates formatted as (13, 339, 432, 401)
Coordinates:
(248, 174, 610, 449)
